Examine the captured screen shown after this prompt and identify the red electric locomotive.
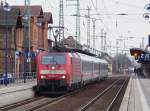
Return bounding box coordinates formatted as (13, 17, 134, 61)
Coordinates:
(35, 51, 108, 94)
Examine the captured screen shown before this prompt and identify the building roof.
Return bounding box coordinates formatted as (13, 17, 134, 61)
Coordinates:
(0, 5, 53, 26)
(130, 48, 149, 56)
(13, 5, 41, 17)
(0, 7, 19, 26)
(43, 12, 53, 23)
(13, 5, 53, 23)
(130, 48, 150, 64)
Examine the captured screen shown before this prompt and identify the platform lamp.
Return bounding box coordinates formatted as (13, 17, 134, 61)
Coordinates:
(2, 2, 11, 86)
(143, 4, 150, 50)
(143, 4, 150, 22)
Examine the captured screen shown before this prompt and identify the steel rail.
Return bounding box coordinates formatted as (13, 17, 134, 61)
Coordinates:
(0, 77, 123, 111)
(0, 96, 45, 111)
(106, 78, 129, 111)
(79, 78, 124, 111)
(2, 86, 87, 111)
(27, 87, 88, 111)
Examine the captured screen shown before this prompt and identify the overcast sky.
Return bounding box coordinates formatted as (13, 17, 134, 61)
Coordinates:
(5, 0, 150, 54)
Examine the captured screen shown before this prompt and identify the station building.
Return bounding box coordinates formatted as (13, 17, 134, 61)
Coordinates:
(0, 5, 53, 74)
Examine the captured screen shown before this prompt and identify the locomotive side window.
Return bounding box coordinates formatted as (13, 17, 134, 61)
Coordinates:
(41, 55, 66, 64)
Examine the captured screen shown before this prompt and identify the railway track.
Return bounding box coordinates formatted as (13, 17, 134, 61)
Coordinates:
(0, 77, 128, 111)
(106, 78, 129, 111)
(0, 84, 88, 111)
(0, 96, 46, 111)
(80, 77, 129, 111)
(30, 77, 126, 111)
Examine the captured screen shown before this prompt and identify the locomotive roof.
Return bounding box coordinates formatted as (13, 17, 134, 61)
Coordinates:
(38, 51, 107, 64)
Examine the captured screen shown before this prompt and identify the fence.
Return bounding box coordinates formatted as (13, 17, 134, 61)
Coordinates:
(0, 72, 36, 86)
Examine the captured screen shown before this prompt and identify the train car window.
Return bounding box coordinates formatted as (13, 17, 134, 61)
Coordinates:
(41, 55, 66, 64)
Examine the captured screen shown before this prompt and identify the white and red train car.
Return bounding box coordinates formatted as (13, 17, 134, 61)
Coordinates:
(35, 51, 108, 94)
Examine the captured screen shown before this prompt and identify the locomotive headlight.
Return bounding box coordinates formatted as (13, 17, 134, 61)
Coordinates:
(41, 75, 46, 79)
(61, 75, 66, 79)
(51, 66, 55, 70)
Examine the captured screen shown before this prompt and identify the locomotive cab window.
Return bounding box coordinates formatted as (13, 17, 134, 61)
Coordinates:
(41, 55, 66, 64)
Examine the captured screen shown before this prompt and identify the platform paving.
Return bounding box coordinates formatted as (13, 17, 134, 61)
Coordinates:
(0, 81, 36, 94)
(139, 78, 150, 108)
(0, 81, 36, 106)
(119, 75, 150, 111)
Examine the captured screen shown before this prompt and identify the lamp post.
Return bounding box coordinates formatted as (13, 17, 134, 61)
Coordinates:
(22, 14, 30, 83)
(3, 2, 11, 86)
(22, 0, 31, 83)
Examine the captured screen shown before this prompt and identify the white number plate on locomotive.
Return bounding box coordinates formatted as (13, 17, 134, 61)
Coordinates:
(41, 70, 66, 74)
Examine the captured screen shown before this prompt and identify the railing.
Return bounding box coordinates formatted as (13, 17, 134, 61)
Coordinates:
(0, 72, 36, 86)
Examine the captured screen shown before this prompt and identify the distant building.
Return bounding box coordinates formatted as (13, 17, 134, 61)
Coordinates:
(62, 36, 82, 49)
(0, 5, 53, 73)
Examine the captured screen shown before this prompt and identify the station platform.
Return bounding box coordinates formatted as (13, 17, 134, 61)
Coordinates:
(119, 75, 150, 111)
(0, 81, 36, 106)
(0, 81, 36, 93)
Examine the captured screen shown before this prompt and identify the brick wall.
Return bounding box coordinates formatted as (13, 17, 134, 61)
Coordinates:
(0, 5, 53, 73)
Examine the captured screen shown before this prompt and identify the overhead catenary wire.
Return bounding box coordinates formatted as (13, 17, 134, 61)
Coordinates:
(89, 0, 117, 39)
(43, 0, 77, 37)
(89, 0, 147, 37)
(35, 0, 148, 50)
(110, 0, 144, 9)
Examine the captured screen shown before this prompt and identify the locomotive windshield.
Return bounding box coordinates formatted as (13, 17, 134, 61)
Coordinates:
(41, 55, 66, 64)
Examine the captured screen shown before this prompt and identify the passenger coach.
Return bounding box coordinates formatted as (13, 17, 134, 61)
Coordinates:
(35, 51, 108, 94)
